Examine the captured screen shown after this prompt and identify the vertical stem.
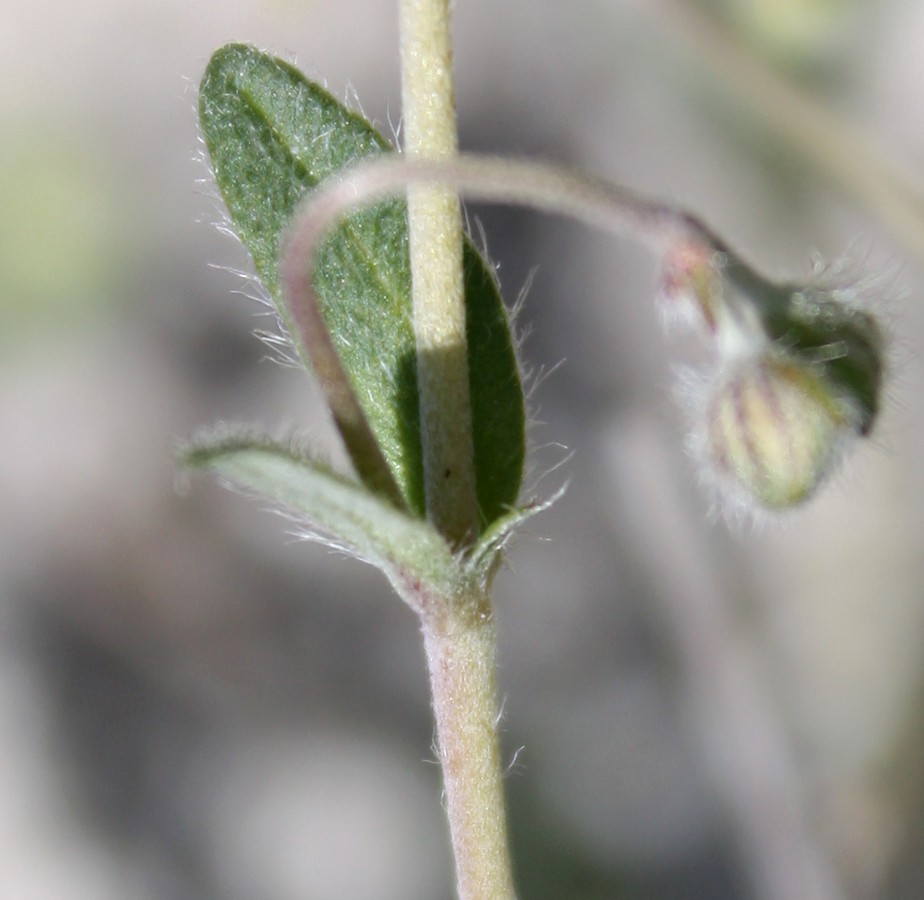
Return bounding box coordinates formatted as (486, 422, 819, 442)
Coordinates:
(399, 0, 478, 547)
(397, 5, 515, 896)
(422, 602, 517, 900)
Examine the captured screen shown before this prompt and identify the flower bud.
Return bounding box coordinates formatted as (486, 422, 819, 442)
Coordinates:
(757, 284, 883, 435)
(661, 240, 887, 511)
(705, 354, 862, 509)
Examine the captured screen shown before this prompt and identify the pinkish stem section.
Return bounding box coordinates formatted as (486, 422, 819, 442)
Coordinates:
(422, 603, 517, 900)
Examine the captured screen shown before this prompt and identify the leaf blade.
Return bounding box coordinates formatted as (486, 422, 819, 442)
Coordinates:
(182, 432, 459, 599)
(199, 43, 525, 529)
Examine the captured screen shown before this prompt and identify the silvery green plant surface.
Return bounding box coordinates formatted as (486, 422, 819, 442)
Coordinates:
(192, 45, 525, 528)
(184, 37, 886, 900)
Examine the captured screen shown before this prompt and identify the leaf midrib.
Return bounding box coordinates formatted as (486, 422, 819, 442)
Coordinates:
(238, 82, 413, 353)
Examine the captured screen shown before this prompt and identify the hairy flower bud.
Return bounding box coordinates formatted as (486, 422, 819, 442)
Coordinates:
(755, 283, 883, 435)
(677, 254, 889, 512)
(705, 354, 861, 509)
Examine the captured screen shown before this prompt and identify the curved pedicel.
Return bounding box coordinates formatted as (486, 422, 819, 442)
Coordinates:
(281, 153, 885, 515)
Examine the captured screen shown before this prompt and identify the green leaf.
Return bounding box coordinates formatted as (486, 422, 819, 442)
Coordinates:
(182, 432, 459, 600)
(465, 486, 564, 585)
(199, 43, 525, 530)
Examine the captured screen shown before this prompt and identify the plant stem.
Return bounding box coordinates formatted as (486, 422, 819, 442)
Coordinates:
(421, 598, 517, 900)
(283, 154, 737, 275)
(399, 0, 478, 547)
(397, 4, 515, 896)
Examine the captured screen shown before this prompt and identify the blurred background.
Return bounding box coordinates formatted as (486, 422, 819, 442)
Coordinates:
(3, 0, 924, 897)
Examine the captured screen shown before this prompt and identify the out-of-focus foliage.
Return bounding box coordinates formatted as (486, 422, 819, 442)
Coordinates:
(0, 132, 126, 340)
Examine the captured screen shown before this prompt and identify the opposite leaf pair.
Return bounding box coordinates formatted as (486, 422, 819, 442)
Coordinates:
(187, 43, 531, 603)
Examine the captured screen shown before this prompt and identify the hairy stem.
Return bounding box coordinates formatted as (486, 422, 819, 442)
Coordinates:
(284, 154, 731, 260)
(421, 599, 517, 900)
(399, 0, 477, 547)
(280, 153, 765, 398)
(399, 5, 513, 896)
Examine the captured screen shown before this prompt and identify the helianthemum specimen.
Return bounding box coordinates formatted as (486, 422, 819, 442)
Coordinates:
(184, 39, 886, 900)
